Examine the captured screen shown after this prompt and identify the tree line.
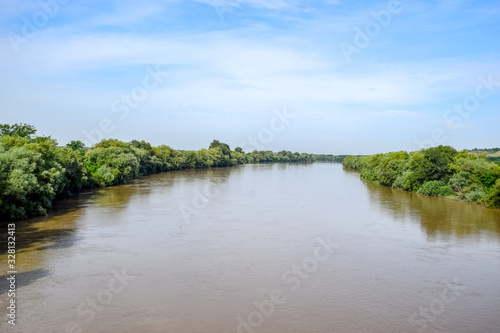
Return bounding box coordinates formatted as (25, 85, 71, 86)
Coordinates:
(467, 148, 500, 164)
(314, 154, 351, 163)
(0, 124, 320, 220)
(343, 145, 500, 209)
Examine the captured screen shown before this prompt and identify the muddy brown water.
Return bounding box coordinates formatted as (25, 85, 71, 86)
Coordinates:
(1, 163, 499, 333)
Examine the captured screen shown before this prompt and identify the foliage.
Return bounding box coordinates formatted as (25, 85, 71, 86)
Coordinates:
(66, 140, 85, 151)
(0, 135, 66, 219)
(448, 171, 471, 193)
(85, 143, 140, 186)
(417, 181, 454, 197)
(0, 123, 37, 138)
(55, 147, 89, 195)
(0, 125, 317, 220)
(249, 150, 315, 163)
(92, 165, 115, 187)
(463, 183, 487, 203)
(485, 179, 500, 208)
(314, 155, 349, 163)
(419, 145, 457, 182)
(343, 146, 500, 209)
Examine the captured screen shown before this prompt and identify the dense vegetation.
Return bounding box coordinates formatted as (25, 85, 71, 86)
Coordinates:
(0, 124, 318, 220)
(314, 154, 351, 163)
(468, 148, 500, 155)
(343, 146, 500, 209)
(468, 148, 500, 163)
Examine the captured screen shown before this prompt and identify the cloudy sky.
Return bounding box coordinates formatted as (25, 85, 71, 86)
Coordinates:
(1, 0, 499, 154)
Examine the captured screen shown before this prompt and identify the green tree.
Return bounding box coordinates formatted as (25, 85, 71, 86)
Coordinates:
(55, 147, 89, 195)
(0, 123, 37, 138)
(130, 140, 155, 156)
(84, 140, 140, 186)
(417, 181, 454, 197)
(66, 140, 85, 151)
(209, 139, 231, 156)
(418, 145, 458, 182)
(0, 135, 66, 219)
(182, 151, 198, 168)
(485, 179, 500, 208)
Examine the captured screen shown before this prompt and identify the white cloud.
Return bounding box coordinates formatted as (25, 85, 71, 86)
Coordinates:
(1, 0, 498, 151)
(1, 27, 495, 118)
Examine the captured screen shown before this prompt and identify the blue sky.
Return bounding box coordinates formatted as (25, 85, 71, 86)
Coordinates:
(1, 0, 499, 154)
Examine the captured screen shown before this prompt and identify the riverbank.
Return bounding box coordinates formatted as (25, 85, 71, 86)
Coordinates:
(3, 162, 500, 333)
(1, 133, 324, 220)
(343, 145, 500, 209)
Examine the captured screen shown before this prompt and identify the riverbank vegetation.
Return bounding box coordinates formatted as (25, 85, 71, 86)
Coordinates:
(468, 148, 500, 164)
(314, 154, 351, 163)
(0, 124, 320, 220)
(343, 146, 500, 209)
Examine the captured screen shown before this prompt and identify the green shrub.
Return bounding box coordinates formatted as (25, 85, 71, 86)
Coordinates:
(393, 171, 420, 191)
(448, 171, 471, 193)
(417, 180, 454, 197)
(55, 147, 89, 195)
(462, 182, 487, 203)
(0, 136, 66, 219)
(485, 179, 500, 208)
(93, 165, 115, 187)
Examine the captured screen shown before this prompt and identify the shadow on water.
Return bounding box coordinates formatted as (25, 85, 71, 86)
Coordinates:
(0, 269, 50, 295)
(362, 179, 500, 241)
(0, 167, 232, 256)
(0, 176, 148, 255)
(0, 205, 84, 256)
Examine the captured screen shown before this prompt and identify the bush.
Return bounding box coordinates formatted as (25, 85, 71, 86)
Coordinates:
(377, 152, 409, 186)
(345, 146, 500, 208)
(417, 181, 454, 197)
(463, 183, 488, 203)
(93, 165, 115, 187)
(55, 147, 89, 195)
(485, 179, 500, 208)
(0, 136, 66, 219)
(85, 144, 140, 185)
(448, 171, 471, 193)
(393, 171, 421, 191)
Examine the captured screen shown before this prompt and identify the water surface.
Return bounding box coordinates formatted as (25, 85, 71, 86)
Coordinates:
(1, 163, 499, 333)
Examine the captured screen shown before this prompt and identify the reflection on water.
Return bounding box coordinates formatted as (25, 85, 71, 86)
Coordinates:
(0, 269, 50, 294)
(363, 180, 500, 241)
(1, 163, 499, 333)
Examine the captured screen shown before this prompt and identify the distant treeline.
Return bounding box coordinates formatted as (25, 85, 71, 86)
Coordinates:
(468, 147, 500, 155)
(487, 157, 500, 163)
(0, 124, 326, 220)
(343, 146, 500, 209)
(313, 154, 352, 163)
(468, 148, 500, 164)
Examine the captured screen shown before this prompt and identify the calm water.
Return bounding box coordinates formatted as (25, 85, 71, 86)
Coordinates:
(1, 163, 499, 333)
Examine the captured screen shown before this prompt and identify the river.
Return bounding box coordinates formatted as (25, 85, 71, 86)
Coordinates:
(1, 163, 499, 333)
